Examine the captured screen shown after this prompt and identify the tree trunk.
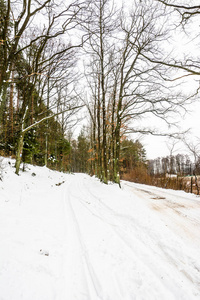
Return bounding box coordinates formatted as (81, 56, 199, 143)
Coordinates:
(15, 131, 25, 175)
(9, 69, 14, 141)
(99, 0, 108, 184)
(97, 74, 102, 180)
(111, 79, 117, 182)
(0, 83, 8, 125)
(194, 174, 199, 195)
(44, 134, 48, 166)
(114, 124, 121, 186)
(44, 75, 50, 166)
(100, 38, 107, 182)
(114, 94, 122, 186)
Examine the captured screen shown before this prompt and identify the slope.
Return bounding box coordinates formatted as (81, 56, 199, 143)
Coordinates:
(0, 157, 200, 300)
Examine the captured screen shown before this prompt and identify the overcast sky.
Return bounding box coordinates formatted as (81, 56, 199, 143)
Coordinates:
(139, 94, 200, 160)
(125, 1, 200, 160)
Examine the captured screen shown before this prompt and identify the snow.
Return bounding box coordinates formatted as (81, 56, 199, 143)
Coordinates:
(0, 157, 200, 300)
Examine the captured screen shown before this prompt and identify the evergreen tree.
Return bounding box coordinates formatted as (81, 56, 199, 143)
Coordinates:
(121, 139, 146, 173)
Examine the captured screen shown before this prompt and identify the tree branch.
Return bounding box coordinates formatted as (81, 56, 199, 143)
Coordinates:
(22, 104, 84, 133)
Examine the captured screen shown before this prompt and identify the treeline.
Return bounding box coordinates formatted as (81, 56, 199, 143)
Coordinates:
(1, 0, 200, 184)
(122, 153, 200, 195)
(148, 154, 199, 176)
(0, 0, 82, 174)
(69, 128, 147, 178)
(147, 154, 200, 195)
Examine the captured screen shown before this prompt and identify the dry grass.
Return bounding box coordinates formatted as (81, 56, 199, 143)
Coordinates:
(122, 168, 200, 195)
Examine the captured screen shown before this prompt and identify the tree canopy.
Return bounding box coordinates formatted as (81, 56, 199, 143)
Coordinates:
(0, 0, 199, 184)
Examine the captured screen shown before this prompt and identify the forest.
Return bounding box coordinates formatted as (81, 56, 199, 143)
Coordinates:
(0, 0, 200, 187)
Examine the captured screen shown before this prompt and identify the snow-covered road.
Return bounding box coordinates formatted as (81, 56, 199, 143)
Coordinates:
(0, 160, 200, 299)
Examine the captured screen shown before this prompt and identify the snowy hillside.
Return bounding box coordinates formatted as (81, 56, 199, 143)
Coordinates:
(0, 157, 200, 300)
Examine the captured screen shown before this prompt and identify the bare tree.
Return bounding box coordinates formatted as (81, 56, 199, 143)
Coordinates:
(83, 0, 118, 183)
(145, 0, 200, 83)
(156, 0, 200, 24)
(183, 138, 200, 194)
(0, 0, 86, 174)
(83, 0, 189, 185)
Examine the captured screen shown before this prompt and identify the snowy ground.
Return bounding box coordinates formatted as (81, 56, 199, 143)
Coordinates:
(0, 157, 200, 300)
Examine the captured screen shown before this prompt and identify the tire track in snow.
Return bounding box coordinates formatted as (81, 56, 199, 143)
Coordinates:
(67, 176, 169, 299)
(123, 182, 200, 245)
(68, 177, 176, 298)
(62, 179, 103, 300)
(123, 181, 200, 204)
(123, 182, 200, 221)
(71, 175, 200, 299)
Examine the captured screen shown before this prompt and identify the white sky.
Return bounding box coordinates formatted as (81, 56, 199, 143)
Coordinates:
(143, 72, 200, 159)
(126, 1, 200, 160)
(136, 90, 200, 160)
